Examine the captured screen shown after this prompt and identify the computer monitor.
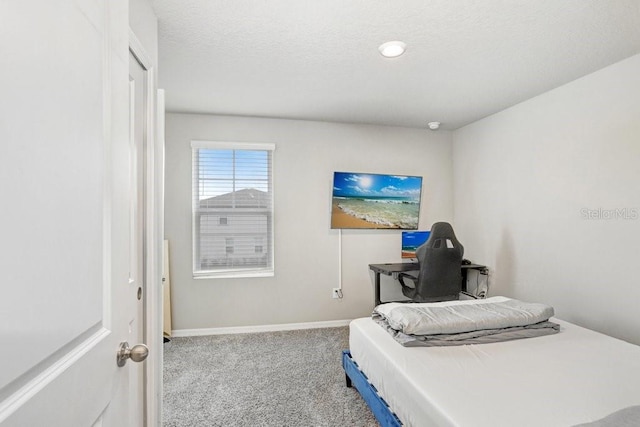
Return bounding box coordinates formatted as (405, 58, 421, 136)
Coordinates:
(401, 230, 431, 259)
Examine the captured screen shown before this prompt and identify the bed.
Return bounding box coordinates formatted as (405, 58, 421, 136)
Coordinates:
(344, 297, 640, 427)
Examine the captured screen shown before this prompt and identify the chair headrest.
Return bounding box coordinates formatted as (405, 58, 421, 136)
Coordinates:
(425, 222, 462, 250)
(429, 222, 457, 239)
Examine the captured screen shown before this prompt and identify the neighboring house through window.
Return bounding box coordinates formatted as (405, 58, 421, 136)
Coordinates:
(192, 141, 275, 278)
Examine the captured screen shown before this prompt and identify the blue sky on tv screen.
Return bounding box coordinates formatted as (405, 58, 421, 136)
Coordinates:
(332, 172, 422, 200)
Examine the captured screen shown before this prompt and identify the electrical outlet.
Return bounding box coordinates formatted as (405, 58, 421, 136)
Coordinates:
(332, 288, 342, 299)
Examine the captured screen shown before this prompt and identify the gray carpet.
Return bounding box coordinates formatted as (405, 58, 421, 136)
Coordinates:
(163, 326, 379, 427)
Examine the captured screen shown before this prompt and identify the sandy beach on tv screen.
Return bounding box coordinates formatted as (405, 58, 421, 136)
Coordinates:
(331, 202, 396, 229)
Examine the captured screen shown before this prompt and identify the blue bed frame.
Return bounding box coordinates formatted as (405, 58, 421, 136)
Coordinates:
(342, 350, 403, 426)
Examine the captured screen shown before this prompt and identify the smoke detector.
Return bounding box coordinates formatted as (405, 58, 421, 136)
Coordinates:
(428, 121, 441, 130)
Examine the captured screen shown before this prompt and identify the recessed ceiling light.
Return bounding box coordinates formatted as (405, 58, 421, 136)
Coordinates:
(378, 41, 406, 58)
(428, 121, 441, 130)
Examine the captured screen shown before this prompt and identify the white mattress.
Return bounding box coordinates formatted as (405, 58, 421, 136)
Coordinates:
(349, 317, 640, 427)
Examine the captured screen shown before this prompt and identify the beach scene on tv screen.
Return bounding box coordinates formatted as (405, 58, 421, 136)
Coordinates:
(331, 172, 422, 229)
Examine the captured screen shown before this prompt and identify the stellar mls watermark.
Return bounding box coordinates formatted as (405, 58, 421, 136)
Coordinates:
(580, 207, 639, 220)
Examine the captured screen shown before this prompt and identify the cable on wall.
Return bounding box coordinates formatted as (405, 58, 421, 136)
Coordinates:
(338, 229, 341, 289)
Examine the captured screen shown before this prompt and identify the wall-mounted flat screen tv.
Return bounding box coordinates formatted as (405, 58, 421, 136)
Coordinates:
(331, 172, 423, 229)
(401, 230, 431, 258)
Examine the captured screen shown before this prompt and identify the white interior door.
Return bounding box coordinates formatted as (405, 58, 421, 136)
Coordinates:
(0, 1, 149, 425)
(128, 49, 149, 427)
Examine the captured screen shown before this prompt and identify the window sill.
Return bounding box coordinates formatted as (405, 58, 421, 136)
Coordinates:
(193, 270, 274, 280)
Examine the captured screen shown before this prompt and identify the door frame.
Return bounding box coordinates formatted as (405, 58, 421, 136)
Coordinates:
(129, 29, 163, 427)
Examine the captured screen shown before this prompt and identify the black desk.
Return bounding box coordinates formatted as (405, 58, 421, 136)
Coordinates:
(369, 262, 487, 306)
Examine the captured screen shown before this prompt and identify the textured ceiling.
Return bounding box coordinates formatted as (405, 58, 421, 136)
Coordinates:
(152, 0, 640, 130)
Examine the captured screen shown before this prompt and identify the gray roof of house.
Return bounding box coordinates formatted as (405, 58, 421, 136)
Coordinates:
(199, 188, 269, 209)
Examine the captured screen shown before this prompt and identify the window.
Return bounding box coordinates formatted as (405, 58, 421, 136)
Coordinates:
(192, 141, 275, 278)
(225, 237, 234, 254)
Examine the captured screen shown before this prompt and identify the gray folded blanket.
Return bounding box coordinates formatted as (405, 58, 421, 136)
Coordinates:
(373, 314, 560, 347)
(373, 296, 560, 347)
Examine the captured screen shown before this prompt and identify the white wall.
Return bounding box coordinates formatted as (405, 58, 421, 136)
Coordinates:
(453, 54, 640, 344)
(165, 114, 453, 330)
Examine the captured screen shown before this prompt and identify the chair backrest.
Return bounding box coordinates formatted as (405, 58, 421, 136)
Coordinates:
(410, 222, 464, 302)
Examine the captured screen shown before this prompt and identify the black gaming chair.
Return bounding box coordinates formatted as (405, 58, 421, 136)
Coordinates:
(398, 222, 464, 302)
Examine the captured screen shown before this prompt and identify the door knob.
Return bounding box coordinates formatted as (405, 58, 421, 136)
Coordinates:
(117, 341, 149, 367)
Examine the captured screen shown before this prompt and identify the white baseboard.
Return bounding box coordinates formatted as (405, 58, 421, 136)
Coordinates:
(171, 319, 352, 337)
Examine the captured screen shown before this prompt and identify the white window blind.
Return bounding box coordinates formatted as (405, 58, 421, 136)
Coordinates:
(192, 141, 275, 278)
